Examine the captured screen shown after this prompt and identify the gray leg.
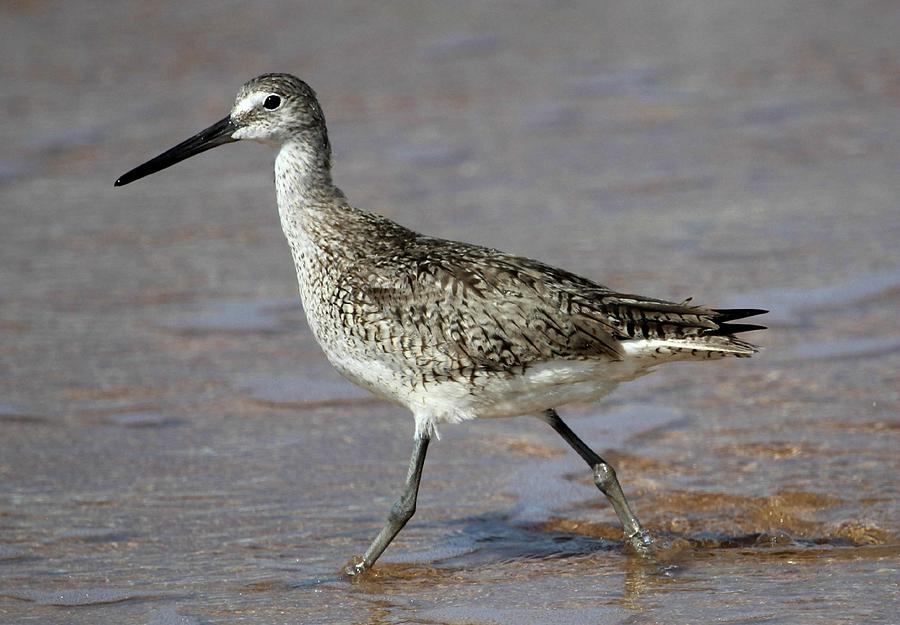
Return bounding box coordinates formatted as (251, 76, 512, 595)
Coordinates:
(540, 408, 652, 554)
(344, 433, 430, 576)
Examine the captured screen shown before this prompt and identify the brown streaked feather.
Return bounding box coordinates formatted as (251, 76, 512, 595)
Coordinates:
(355, 228, 765, 377)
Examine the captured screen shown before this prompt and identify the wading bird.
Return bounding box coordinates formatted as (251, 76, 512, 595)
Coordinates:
(116, 73, 765, 575)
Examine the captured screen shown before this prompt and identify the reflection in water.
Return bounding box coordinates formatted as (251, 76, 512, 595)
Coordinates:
(620, 554, 681, 609)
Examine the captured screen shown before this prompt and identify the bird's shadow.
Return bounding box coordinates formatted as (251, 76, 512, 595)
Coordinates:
(421, 512, 627, 568)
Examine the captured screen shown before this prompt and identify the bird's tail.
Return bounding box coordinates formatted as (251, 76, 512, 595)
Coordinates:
(707, 308, 767, 355)
(684, 307, 767, 357)
(620, 307, 767, 360)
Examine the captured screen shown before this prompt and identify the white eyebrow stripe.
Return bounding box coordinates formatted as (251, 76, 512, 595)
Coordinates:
(232, 91, 269, 116)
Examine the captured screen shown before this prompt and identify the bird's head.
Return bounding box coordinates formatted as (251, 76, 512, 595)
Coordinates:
(115, 73, 327, 186)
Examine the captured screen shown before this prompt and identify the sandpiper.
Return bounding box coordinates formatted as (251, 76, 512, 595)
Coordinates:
(116, 73, 765, 575)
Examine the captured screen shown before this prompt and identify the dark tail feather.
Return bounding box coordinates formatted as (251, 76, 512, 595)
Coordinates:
(709, 308, 768, 337)
(713, 322, 768, 335)
(712, 308, 768, 322)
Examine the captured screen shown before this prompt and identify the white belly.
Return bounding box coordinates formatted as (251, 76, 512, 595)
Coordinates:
(405, 357, 651, 437)
(320, 334, 683, 438)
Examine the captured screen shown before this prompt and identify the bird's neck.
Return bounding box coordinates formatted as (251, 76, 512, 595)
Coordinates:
(273, 133, 412, 266)
(274, 136, 358, 266)
(274, 135, 337, 208)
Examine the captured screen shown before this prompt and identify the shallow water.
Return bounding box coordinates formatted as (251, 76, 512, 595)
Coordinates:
(1, 1, 899, 624)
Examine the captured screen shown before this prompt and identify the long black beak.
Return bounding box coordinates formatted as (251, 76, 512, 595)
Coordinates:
(115, 116, 238, 187)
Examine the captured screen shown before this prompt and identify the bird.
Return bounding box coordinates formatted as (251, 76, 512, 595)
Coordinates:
(115, 73, 766, 576)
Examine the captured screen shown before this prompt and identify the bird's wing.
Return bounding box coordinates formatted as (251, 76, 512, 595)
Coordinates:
(351, 239, 620, 377)
(350, 235, 760, 380)
(482, 249, 766, 354)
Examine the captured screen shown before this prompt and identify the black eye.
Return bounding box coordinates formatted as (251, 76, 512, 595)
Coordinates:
(263, 94, 281, 110)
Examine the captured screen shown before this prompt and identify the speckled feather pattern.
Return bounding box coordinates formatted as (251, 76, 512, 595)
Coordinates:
(243, 74, 763, 436)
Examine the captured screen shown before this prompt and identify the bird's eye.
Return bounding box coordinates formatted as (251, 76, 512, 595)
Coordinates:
(263, 94, 282, 110)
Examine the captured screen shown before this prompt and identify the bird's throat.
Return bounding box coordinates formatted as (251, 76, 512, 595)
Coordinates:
(274, 139, 336, 209)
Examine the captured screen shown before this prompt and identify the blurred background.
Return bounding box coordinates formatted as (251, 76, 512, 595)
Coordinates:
(1, 1, 898, 624)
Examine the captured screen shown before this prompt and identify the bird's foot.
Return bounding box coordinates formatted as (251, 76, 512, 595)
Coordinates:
(341, 555, 370, 579)
(625, 527, 655, 558)
(624, 528, 685, 576)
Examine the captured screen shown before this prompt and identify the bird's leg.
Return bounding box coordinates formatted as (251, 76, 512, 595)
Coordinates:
(540, 408, 652, 555)
(344, 432, 430, 576)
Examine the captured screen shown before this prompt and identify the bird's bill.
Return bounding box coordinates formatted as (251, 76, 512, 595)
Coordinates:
(114, 116, 238, 187)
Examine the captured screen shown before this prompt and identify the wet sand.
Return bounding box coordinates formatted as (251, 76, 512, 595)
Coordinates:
(1, 1, 898, 623)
